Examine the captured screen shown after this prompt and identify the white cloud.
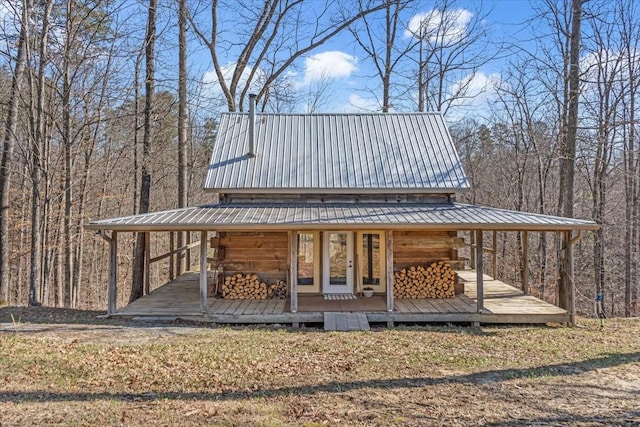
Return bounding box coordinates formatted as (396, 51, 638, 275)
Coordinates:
(342, 93, 380, 113)
(202, 53, 357, 111)
(450, 72, 499, 99)
(202, 62, 267, 109)
(302, 51, 357, 84)
(446, 72, 501, 121)
(405, 8, 473, 44)
(580, 48, 637, 84)
(202, 62, 263, 91)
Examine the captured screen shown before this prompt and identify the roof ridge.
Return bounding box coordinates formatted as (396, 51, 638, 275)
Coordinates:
(220, 111, 443, 116)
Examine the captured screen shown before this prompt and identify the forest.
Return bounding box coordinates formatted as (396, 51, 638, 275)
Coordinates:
(0, 0, 638, 318)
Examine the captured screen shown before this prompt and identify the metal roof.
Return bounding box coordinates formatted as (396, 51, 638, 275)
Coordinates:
(204, 113, 470, 193)
(86, 203, 598, 232)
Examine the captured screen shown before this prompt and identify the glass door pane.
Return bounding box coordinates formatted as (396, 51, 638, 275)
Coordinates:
(297, 233, 315, 286)
(323, 231, 354, 294)
(329, 232, 348, 285)
(362, 233, 381, 286)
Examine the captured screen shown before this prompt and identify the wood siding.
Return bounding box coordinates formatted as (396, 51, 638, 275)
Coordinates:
(214, 232, 288, 282)
(393, 230, 461, 271)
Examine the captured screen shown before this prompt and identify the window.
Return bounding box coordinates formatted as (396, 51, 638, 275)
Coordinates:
(362, 233, 381, 286)
(297, 233, 315, 285)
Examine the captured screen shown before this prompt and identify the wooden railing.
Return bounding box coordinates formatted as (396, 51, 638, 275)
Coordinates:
(468, 230, 498, 279)
(145, 240, 201, 294)
(149, 240, 200, 264)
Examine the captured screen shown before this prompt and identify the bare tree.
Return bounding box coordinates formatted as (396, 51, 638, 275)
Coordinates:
(581, 2, 626, 316)
(493, 58, 563, 299)
(27, 0, 55, 306)
(54, 0, 114, 308)
(131, 0, 157, 302)
(349, 0, 414, 112)
(177, 0, 188, 275)
(0, 0, 30, 304)
(406, 0, 494, 114)
(620, 0, 640, 317)
(303, 73, 333, 114)
(188, 0, 389, 112)
(529, 0, 587, 311)
(559, 0, 584, 220)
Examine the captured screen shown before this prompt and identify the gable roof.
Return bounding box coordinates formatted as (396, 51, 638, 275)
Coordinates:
(204, 112, 469, 194)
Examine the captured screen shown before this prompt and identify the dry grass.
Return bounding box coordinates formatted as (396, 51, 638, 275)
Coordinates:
(0, 310, 639, 426)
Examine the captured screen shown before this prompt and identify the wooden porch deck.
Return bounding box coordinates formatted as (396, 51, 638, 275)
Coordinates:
(113, 271, 568, 325)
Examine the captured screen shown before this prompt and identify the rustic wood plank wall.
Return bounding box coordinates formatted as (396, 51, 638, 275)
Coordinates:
(215, 232, 288, 282)
(393, 230, 462, 271)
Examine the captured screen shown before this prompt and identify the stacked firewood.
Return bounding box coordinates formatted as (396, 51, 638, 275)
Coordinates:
(222, 274, 287, 299)
(393, 262, 457, 299)
(223, 274, 267, 299)
(268, 281, 287, 299)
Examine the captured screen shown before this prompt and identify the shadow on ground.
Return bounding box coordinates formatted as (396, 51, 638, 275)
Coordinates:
(1, 351, 637, 404)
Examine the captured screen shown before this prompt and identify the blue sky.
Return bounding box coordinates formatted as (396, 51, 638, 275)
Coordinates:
(194, 0, 549, 118)
(0, 0, 555, 119)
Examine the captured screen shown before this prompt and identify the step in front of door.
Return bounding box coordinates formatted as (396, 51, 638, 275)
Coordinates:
(324, 312, 370, 331)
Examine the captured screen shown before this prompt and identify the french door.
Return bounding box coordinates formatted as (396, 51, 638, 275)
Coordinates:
(322, 231, 354, 294)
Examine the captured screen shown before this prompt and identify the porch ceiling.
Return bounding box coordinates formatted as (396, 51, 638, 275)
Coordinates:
(85, 202, 598, 232)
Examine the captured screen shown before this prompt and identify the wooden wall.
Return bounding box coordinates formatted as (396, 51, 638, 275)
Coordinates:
(393, 230, 463, 271)
(213, 232, 288, 282)
(211, 230, 463, 283)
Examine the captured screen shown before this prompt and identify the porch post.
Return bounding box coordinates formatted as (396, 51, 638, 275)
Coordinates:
(475, 230, 484, 313)
(469, 231, 476, 268)
(558, 232, 569, 310)
(565, 231, 575, 326)
(492, 230, 497, 279)
(144, 232, 150, 295)
(177, 232, 183, 277)
(289, 231, 298, 313)
(521, 231, 529, 295)
(108, 231, 118, 315)
(385, 230, 394, 313)
(169, 231, 175, 280)
(199, 230, 208, 313)
(185, 232, 192, 270)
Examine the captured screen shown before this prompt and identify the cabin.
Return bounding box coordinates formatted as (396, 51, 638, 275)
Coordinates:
(87, 97, 598, 330)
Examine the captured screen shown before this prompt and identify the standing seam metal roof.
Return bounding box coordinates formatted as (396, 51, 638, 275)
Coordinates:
(86, 203, 598, 232)
(204, 113, 470, 192)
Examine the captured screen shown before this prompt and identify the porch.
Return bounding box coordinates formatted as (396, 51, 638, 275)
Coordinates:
(112, 270, 569, 325)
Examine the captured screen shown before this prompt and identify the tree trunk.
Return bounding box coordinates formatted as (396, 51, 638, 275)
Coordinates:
(557, 0, 582, 311)
(560, 0, 583, 219)
(29, 0, 54, 307)
(62, 0, 74, 308)
(40, 81, 56, 306)
(622, 0, 638, 317)
(0, 0, 30, 304)
(177, 0, 188, 275)
(131, 0, 157, 302)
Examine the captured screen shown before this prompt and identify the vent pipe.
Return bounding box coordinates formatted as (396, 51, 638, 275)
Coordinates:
(248, 93, 256, 157)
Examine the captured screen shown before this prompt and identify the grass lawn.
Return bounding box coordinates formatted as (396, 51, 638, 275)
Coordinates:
(0, 309, 639, 426)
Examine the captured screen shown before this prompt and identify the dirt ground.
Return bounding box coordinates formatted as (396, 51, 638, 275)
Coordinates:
(1, 306, 639, 426)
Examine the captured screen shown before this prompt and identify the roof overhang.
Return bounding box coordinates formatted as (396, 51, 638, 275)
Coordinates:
(85, 203, 599, 233)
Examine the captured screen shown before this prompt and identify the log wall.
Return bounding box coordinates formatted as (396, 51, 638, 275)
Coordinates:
(211, 230, 462, 290)
(214, 232, 288, 282)
(393, 230, 462, 271)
